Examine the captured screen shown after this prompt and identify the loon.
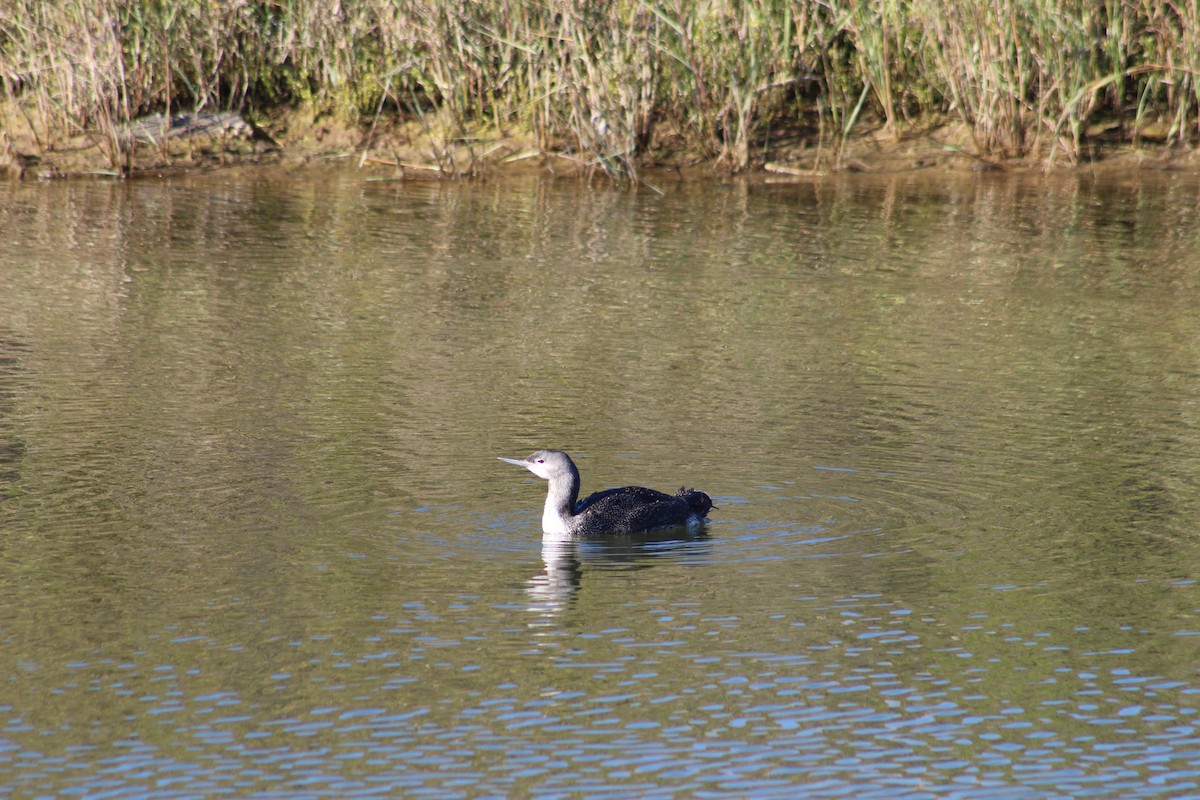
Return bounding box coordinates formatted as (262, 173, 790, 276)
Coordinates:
(499, 449, 714, 535)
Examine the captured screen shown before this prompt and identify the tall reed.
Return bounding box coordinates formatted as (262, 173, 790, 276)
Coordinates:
(2, 0, 1199, 174)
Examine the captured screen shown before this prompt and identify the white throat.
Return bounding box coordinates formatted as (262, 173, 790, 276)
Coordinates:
(541, 498, 572, 535)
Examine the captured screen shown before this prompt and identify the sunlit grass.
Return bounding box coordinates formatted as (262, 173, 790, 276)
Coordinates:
(2, 0, 1198, 174)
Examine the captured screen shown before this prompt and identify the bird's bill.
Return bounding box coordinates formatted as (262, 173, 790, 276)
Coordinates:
(498, 456, 530, 468)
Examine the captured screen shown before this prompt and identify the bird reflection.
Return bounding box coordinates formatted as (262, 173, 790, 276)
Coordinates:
(524, 529, 712, 625)
(525, 536, 583, 621)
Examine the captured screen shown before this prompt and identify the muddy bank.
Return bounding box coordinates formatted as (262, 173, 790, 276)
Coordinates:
(3, 104, 1198, 181)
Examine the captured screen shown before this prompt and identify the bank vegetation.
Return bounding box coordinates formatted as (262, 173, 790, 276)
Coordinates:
(3, 0, 1200, 177)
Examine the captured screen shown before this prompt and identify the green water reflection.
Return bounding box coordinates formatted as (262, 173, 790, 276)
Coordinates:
(1, 170, 1199, 797)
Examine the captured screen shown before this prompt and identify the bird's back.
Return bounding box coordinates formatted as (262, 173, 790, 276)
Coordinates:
(573, 485, 710, 535)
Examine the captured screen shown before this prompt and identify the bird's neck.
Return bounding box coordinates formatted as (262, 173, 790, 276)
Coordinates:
(542, 471, 580, 535)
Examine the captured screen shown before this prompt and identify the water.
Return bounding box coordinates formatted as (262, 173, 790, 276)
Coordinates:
(2, 168, 1200, 798)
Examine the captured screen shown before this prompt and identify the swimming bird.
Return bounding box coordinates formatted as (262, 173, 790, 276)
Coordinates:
(499, 449, 713, 535)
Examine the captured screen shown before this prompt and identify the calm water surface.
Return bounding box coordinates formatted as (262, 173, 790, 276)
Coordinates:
(2, 169, 1200, 798)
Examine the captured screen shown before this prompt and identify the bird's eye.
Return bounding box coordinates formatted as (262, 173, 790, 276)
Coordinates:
(536, 459, 544, 463)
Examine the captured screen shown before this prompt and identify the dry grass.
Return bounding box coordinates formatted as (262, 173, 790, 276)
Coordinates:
(3, 0, 1199, 175)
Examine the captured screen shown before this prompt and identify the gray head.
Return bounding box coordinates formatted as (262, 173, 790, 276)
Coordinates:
(498, 449, 578, 481)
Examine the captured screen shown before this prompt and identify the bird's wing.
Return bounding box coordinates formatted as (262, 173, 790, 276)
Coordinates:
(576, 486, 693, 534)
(575, 485, 674, 513)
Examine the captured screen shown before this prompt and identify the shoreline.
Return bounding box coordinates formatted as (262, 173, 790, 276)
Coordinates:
(4, 105, 1198, 182)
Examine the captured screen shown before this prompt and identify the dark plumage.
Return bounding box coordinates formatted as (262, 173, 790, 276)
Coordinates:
(499, 449, 714, 535)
